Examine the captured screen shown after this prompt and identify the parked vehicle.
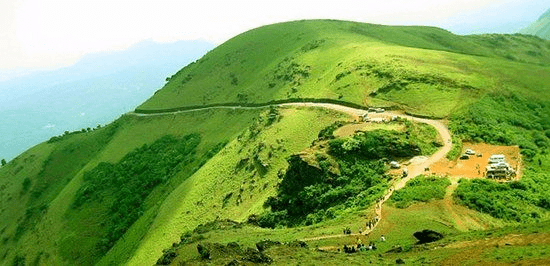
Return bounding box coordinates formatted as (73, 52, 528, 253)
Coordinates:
(390, 161, 401, 169)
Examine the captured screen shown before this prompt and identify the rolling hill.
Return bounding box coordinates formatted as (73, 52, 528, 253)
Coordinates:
(1, 20, 550, 265)
(521, 8, 550, 40)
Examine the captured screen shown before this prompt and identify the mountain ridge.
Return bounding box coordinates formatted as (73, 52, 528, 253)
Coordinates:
(521, 8, 550, 40)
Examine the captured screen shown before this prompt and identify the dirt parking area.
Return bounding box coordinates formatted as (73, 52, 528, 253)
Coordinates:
(429, 142, 522, 180)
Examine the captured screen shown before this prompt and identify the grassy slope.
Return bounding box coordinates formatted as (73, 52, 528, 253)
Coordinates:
(2, 20, 550, 265)
(138, 20, 550, 118)
(0, 109, 260, 265)
(125, 107, 350, 265)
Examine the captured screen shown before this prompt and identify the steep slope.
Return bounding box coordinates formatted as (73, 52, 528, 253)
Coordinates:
(1, 20, 550, 265)
(521, 8, 550, 40)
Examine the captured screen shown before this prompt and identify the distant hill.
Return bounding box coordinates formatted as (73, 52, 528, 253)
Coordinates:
(0, 40, 214, 160)
(521, 8, 550, 40)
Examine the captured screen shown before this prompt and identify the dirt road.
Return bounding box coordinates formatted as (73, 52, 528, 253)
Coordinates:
(129, 101, 453, 242)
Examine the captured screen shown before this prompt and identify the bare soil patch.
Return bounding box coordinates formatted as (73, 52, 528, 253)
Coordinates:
(429, 142, 522, 180)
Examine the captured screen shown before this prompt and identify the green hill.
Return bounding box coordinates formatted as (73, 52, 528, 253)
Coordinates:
(521, 8, 550, 40)
(2, 20, 550, 265)
(139, 20, 550, 118)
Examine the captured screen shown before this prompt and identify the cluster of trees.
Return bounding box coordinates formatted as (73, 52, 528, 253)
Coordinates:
(328, 129, 422, 159)
(390, 175, 451, 208)
(259, 127, 438, 228)
(48, 124, 102, 143)
(72, 134, 201, 254)
(1, 158, 6, 166)
(260, 154, 388, 228)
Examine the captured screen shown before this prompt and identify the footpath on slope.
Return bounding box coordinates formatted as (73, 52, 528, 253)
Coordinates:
(129, 101, 453, 243)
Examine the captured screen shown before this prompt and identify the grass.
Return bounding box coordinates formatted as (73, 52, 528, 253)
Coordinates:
(0, 108, 261, 265)
(138, 20, 550, 120)
(3, 19, 550, 265)
(389, 175, 451, 208)
(157, 189, 521, 265)
(124, 107, 350, 265)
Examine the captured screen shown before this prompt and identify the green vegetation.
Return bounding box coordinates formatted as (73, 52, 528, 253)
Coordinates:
(454, 176, 550, 222)
(446, 136, 463, 160)
(138, 20, 550, 119)
(389, 175, 451, 208)
(450, 92, 550, 159)
(261, 122, 439, 228)
(260, 154, 388, 227)
(72, 134, 205, 254)
(14, 122, 119, 242)
(1, 159, 6, 166)
(317, 121, 349, 140)
(450, 90, 550, 223)
(3, 19, 550, 265)
(329, 121, 440, 159)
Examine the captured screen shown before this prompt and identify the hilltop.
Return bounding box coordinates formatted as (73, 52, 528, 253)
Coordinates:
(521, 8, 550, 40)
(1, 20, 550, 265)
(139, 20, 550, 118)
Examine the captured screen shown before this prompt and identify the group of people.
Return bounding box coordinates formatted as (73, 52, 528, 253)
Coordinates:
(365, 215, 379, 232)
(342, 238, 378, 253)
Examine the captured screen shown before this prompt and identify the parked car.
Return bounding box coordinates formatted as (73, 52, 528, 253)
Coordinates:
(390, 161, 401, 169)
(465, 149, 476, 155)
(460, 154, 470, 160)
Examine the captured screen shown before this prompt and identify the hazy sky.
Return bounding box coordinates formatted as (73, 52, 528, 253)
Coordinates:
(1, 0, 548, 73)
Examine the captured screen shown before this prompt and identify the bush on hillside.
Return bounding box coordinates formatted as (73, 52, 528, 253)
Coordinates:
(260, 125, 441, 227)
(390, 176, 451, 208)
(261, 153, 388, 228)
(454, 178, 549, 222)
(450, 92, 550, 160)
(72, 134, 203, 254)
(329, 129, 418, 159)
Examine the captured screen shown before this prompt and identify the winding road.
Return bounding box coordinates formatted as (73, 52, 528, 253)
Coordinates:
(129, 102, 453, 242)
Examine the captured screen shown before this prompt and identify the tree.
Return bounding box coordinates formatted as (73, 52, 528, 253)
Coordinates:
(1, 159, 6, 166)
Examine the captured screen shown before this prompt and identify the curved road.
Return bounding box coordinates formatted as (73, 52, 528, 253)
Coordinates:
(129, 102, 453, 242)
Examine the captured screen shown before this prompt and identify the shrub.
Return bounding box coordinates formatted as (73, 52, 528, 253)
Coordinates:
(390, 176, 451, 208)
(72, 134, 203, 253)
